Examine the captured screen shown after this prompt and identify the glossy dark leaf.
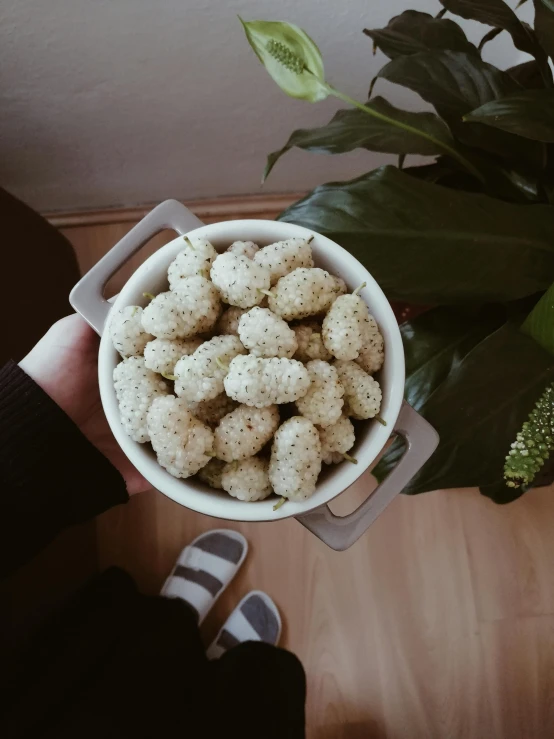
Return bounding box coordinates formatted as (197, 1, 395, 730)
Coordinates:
(495, 167, 543, 200)
(373, 305, 505, 481)
(464, 90, 554, 142)
(443, 147, 545, 201)
(363, 10, 476, 59)
(401, 306, 505, 412)
(263, 97, 455, 180)
(544, 180, 554, 203)
(376, 322, 554, 499)
(377, 50, 519, 118)
(522, 282, 554, 355)
(507, 60, 544, 89)
(438, 0, 552, 85)
(402, 159, 477, 188)
(403, 155, 541, 201)
(377, 50, 545, 169)
(449, 120, 546, 174)
(277, 165, 554, 304)
(534, 0, 554, 59)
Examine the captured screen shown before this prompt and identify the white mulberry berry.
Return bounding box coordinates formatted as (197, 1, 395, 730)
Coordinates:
(221, 457, 272, 501)
(238, 307, 298, 358)
(147, 395, 213, 478)
(174, 335, 246, 403)
(214, 405, 280, 462)
(141, 292, 183, 339)
(318, 415, 356, 464)
(269, 416, 322, 500)
(356, 315, 384, 374)
(335, 360, 382, 419)
(167, 237, 217, 288)
(144, 338, 202, 375)
(296, 360, 344, 427)
(109, 306, 153, 357)
(253, 237, 314, 285)
(113, 357, 168, 442)
(172, 276, 220, 334)
(268, 268, 346, 321)
(293, 321, 332, 362)
(187, 392, 238, 427)
(224, 356, 310, 408)
(141, 277, 220, 339)
(322, 289, 370, 361)
(210, 253, 270, 308)
(197, 458, 225, 489)
(216, 306, 248, 336)
(227, 240, 260, 259)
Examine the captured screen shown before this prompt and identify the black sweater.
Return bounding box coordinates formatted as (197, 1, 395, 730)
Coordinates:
(0, 361, 306, 739)
(0, 361, 129, 579)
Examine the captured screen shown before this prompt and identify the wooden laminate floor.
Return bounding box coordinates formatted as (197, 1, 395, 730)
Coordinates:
(63, 221, 554, 739)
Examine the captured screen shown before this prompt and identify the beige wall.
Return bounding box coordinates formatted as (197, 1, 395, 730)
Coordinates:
(0, 0, 531, 212)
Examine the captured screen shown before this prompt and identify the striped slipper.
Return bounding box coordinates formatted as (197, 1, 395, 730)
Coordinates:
(161, 529, 248, 624)
(207, 590, 282, 660)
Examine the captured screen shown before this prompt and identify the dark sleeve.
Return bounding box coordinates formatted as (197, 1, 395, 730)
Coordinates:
(0, 361, 128, 578)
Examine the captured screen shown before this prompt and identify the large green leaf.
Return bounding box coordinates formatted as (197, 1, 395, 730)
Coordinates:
(373, 305, 505, 482)
(263, 97, 456, 180)
(403, 159, 480, 190)
(363, 10, 476, 59)
(378, 50, 519, 117)
(464, 90, 554, 142)
(377, 50, 545, 171)
(404, 155, 543, 203)
(534, 0, 554, 59)
(400, 306, 505, 411)
(376, 321, 554, 500)
(439, 0, 552, 85)
(507, 60, 544, 89)
(522, 282, 554, 355)
(443, 147, 545, 201)
(277, 165, 554, 303)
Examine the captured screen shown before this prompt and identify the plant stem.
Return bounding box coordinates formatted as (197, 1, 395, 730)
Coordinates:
(327, 86, 484, 182)
(343, 453, 358, 464)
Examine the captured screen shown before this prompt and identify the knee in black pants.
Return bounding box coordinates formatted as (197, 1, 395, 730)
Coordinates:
(209, 641, 306, 738)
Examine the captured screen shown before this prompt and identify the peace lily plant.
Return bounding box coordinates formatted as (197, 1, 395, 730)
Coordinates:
(240, 1, 554, 503)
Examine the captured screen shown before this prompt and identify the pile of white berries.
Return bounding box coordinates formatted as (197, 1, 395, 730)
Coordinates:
(110, 234, 385, 509)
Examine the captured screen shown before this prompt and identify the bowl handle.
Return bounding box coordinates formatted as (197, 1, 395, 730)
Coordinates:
(69, 199, 205, 335)
(296, 402, 439, 551)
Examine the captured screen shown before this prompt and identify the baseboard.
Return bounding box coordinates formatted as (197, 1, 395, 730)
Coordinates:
(46, 192, 305, 229)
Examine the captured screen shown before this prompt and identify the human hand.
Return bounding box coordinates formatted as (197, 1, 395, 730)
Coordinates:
(19, 314, 149, 495)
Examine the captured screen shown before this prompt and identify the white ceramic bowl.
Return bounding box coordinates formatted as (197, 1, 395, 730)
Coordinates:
(71, 200, 438, 549)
